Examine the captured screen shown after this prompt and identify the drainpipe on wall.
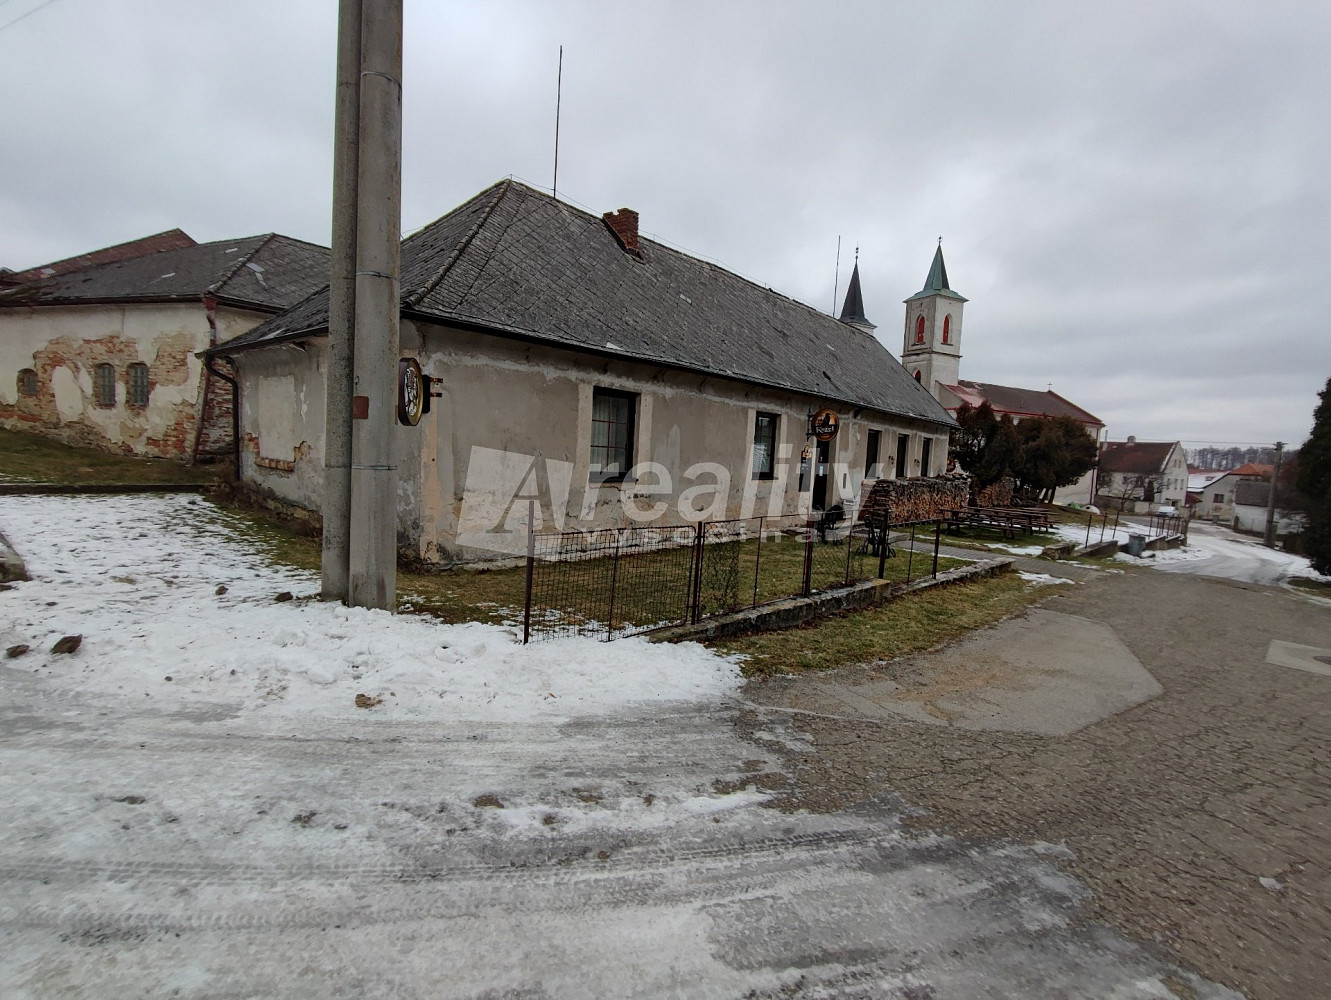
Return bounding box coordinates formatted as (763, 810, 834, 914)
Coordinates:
(189, 294, 222, 464)
(204, 354, 241, 482)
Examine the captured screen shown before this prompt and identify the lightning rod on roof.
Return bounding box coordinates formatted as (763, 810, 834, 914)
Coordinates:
(831, 235, 841, 315)
(552, 45, 563, 198)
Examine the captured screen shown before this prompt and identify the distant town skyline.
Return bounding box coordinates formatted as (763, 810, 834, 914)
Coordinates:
(2, 0, 1327, 448)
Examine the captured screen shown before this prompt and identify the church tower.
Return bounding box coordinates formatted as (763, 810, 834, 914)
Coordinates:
(902, 244, 966, 401)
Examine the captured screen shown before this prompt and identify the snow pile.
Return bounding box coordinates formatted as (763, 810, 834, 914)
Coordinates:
(1115, 522, 1329, 587)
(0, 495, 743, 720)
(1018, 571, 1075, 586)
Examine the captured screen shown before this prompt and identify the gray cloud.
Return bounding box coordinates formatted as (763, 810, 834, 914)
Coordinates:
(3, 0, 1327, 447)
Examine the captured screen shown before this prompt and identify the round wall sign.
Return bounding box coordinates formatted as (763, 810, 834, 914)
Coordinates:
(810, 408, 840, 441)
(397, 358, 425, 426)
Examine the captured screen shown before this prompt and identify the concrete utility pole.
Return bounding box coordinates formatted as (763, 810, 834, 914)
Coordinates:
(321, 0, 362, 602)
(348, 0, 403, 610)
(1264, 441, 1285, 548)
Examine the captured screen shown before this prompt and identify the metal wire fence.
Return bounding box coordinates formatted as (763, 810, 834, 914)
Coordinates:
(521, 502, 945, 642)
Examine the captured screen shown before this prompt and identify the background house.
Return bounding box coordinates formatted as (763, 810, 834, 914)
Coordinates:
(1192, 463, 1273, 523)
(1, 233, 328, 459)
(881, 246, 1105, 504)
(212, 179, 957, 565)
(1096, 438, 1189, 513)
(1231, 479, 1307, 535)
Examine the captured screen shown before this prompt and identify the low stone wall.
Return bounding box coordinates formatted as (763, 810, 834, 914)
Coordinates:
(647, 557, 1014, 644)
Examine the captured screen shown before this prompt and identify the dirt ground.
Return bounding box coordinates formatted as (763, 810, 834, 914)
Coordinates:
(747, 568, 1331, 1000)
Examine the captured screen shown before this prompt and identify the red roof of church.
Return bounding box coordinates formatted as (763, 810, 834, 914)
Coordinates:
(942, 380, 1103, 427)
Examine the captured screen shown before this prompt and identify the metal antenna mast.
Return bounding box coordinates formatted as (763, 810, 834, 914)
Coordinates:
(553, 45, 563, 197)
(831, 235, 841, 315)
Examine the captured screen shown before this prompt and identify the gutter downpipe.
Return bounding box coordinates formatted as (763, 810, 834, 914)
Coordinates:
(204, 353, 241, 482)
(322, 0, 362, 603)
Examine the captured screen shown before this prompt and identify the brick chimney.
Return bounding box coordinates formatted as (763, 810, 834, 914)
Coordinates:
(602, 208, 639, 254)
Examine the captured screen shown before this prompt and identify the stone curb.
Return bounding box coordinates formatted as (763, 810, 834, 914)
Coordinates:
(647, 557, 1014, 644)
(0, 529, 29, 582)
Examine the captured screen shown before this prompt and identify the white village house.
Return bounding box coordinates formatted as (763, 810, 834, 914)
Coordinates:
(0, 232, 329, 460)
(1095, 438, 1190, 513)
(209, 179, 957, 565)
(867, 246, 1105, 504)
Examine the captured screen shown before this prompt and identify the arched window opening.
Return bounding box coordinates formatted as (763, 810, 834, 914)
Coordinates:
(914, 316, 925, 345)
(17, 369, 37, 396)
(942, 315, 951, 344)
(94, 363, 116, 407)
(128, 363, 150, 407)
(914, 370, 922, 382)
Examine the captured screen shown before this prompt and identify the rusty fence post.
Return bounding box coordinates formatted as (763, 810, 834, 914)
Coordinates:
(802, 517, 814, 596)
(605, 529, 622, 641)
(906, 523, 916, 584)
(1084, 512, 1092, 548)
(522, 498, 535, 644)
(753, 516, 763, 607)
(877, 518, 889, 579)
(690, 520, 705, 623)
(932, 520, 941, 578)
(843, 514, 853, 584)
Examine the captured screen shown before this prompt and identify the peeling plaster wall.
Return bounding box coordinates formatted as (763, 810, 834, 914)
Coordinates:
(234, 343, 328, 512)
(0, 302, 266, 459)
(230, 321, 953, 566)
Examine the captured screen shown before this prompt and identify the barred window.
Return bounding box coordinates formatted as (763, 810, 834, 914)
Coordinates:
(94, 363, 116, 407)
(17, 369, 37, 396)
(752, 412, 778, 480)
(590, 388, 636, 482)
(128, 363, 150, 406)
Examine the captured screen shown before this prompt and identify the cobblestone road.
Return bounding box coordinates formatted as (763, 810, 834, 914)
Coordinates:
(748, 568, 1331, 1000)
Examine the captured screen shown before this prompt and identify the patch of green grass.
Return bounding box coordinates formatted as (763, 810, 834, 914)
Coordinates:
(0, 427, 219, 486)
(711, 572, 1063, 676)
(1287, 576, 1331, 594)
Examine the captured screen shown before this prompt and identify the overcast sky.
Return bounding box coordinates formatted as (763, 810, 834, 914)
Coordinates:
(2, 0, 1328, 450)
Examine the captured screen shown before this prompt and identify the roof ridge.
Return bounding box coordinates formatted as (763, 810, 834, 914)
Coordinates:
(404, 180, 512, 309)
(208, 233, 276, 297)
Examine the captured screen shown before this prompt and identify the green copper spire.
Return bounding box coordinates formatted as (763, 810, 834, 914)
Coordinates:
(905, 243, 968, 303)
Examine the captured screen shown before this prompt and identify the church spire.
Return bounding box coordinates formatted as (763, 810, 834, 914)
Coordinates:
(838, 250, 876, 332)
(906, 242, 967, 303)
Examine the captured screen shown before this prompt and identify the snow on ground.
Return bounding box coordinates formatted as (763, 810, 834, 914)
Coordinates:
(0, 494, 1245, 997)
(1118, 521, 1330, 587)
(0, 494, 742, 721)
(1019, 571, 1076, 586)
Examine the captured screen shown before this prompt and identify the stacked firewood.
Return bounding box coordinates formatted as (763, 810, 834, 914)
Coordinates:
(857, 475, 970, 524)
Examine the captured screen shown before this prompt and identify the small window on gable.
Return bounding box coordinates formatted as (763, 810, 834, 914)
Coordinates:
(128, 363, 150, 407)
(752, 411, 778, 480)
(94, 363, 116, 408)
(942, 315, 951, 344)
(17, 369, 37, 396)
(590, 387, 636, 482)
(914, 315, 925, 345)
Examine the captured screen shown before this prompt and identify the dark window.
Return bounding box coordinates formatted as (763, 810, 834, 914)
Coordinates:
(128, 363, 150, 407)
(590, 388, 636, 482)
(17, 369, 37, 396)
(942, 315, 951, 344)
(921, 438, 932, 477)
(1213, 493, 1224, 503)
(914, 370, 922, 381)
(865, 430, 881, 479)
(895, 434, 909, 478)
(94, 363, 116, 407)
(752, 411, 778, 480)
(914, 316, 925, 345)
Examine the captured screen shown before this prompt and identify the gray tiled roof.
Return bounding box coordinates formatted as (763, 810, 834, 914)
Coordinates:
(0, 234, 330, 313)
(221, 179, 956, 427)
